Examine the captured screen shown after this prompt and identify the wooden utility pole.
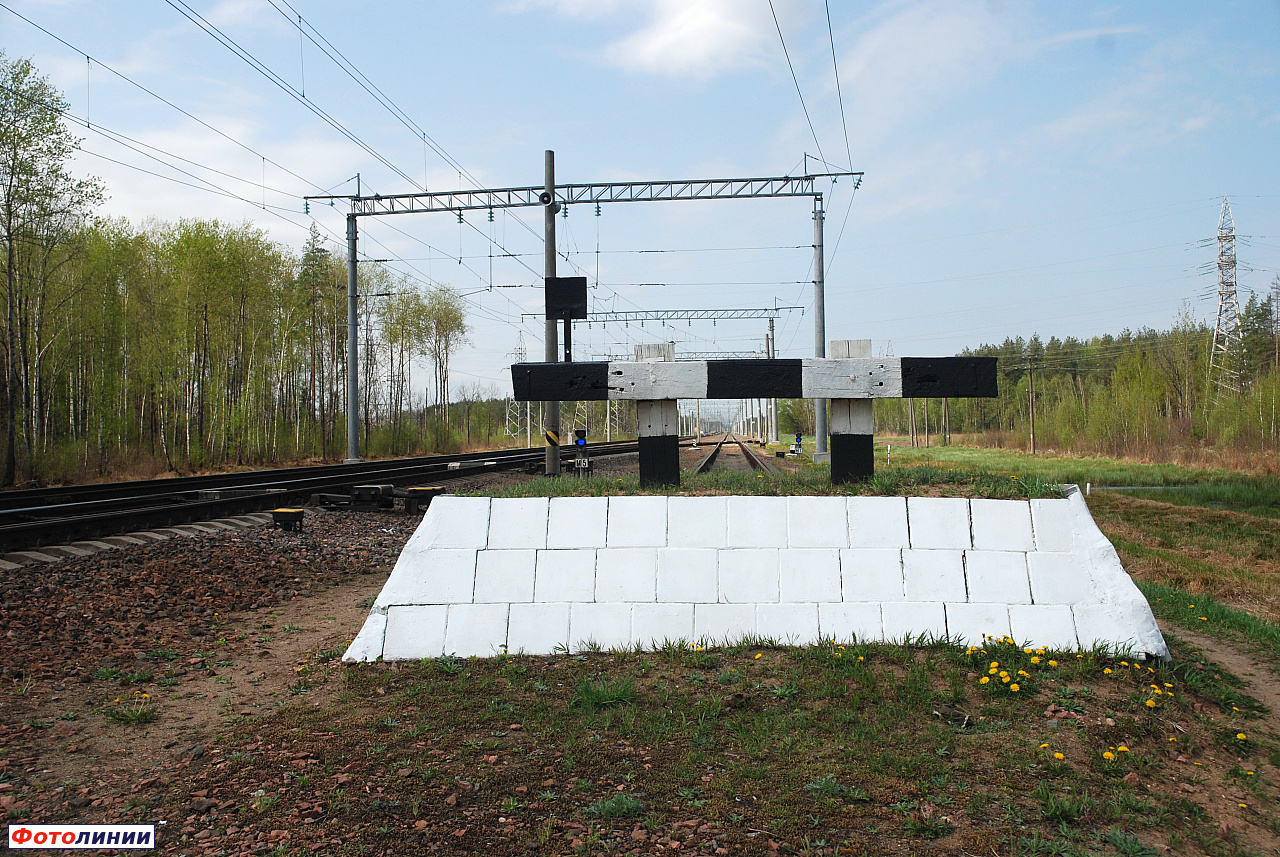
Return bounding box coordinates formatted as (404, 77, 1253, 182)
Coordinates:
(942, 398, 950, 446)
(908, 398, 916, 447)
(1028, 366, 1036, 455)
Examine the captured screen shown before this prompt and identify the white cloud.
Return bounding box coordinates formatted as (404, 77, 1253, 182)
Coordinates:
(1036, 24, 1145, 48)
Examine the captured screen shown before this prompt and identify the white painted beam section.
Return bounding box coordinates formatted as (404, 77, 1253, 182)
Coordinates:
(608, 361, 707, 400)
(802, 358, 903, 398)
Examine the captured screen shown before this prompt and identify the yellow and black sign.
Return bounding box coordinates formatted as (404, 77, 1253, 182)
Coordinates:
(543, 430, 560, 447)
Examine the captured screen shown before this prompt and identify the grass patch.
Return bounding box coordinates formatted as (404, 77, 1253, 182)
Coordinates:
(101, 692, 158, 726)
(585, 793, 644, 819)
(1139, 580, 1280, 662)
(571, 677, 638, 712)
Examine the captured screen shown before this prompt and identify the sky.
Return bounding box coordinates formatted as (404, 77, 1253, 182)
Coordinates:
(3, 0, 1279, 401)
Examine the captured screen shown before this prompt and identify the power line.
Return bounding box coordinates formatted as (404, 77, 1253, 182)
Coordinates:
(824, 0, 854, 173)
(768, 0, 826, 168)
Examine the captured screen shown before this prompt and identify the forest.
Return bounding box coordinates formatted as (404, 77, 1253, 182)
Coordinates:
(5, 51, 1278, 487)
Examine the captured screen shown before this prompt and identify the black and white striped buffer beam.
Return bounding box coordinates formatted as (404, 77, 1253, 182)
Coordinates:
(511, 357, 997, 484)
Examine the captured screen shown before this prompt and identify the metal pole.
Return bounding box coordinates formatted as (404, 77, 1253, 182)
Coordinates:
(813, 198, 828, 455)
(767, 320, 778, 444)
(1028, 366, 1036, 455)
(345, 212, 360, 462)
(695, 399, 701, 443)
(543, 150, 561, 475)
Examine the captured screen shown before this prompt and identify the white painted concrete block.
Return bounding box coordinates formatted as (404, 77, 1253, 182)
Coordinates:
(487, 498, 549, 549)
(507, 603, 570, 654)
(570, 603, 633, 651)
(1030, 499, 1076, 552)
(818, 602, 882, 643)
(727, 496, 788, 547)
(1028, 553, 1097, 604)
(779, 549, 842, 602)
(474, 549, 537, 603)
(902, 549, 968, 601)
(596, 548, 658, 602)
(970, 499, 1034, 551)
(444, 603, 510, 658)
(964, 551, 1032, 604)
(1008, 604, 1078, 650)
(907, 498, 972, 549)
(840, 548, 904, 601)
(343, 611, 387, 662)
(374, 548, 477, 608)
(632, 603, 695, 646)
(757, 603, 821, 645)
(694, 603, 757, 643)
(1074, 602, 1169, 659)
(606, 496, 668, 547)
(787, 497, 849, 548)
(547, 497, 608, 549)
(882, 602, 948, 642)
(418, 496, 491, 548)
(848, 497, 909, 547)
(668, 496, 727, 548)
(636, 400, 680, 436)
(382, 605, 447, 660)
(657, 549, 719, 603)
(534, 549, 597, 602)
(718, 549, 779, 603)
(828, 399, 874, 435)
(944, 602, 1011, 646)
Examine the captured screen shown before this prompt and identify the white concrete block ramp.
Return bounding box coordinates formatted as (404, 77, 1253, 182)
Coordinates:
(345, 487, 1170, 663)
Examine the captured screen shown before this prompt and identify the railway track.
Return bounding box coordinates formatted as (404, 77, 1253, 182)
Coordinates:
(693, 433, 777, 475)
(0, 440, 648, 553)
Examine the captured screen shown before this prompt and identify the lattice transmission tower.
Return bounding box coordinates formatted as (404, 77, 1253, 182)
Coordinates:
(505, 332, 530, 441)
(1208, 197, 1243, 397)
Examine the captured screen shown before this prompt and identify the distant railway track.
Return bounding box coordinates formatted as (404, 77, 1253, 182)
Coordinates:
(693, 433, 777, 475)
(0, 440, 651, 553)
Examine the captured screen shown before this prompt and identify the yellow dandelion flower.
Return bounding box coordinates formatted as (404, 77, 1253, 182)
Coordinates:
(858, 656, 864, 661)
(1010, 683, 1020, 692)
(1018, 670, 1030, 677)
(1103, 668, 1112, 675)
(1039, 743, 1049, 749)
(1048, 660, 1058, 667)
(1236, 733, 1247, 741)
(980, 677, 990, 684)
(834, 653, 842, 658)
(1001, 676, 1011, 684)
(989, 667, 998, 675)
(990, 661, 999, 668)
(1120, 661, 1129, 666)
(1030, 656, 1041, 664)
(1168, 737, 1177, 742)
(1145, 699, 1158, 709)
(1163, 683, 1173, 688)
(1117, 746, 1129, 753)
(1102, 751, 1116, 761)
(1239, 803, 1248, 809)
(1024, 648, 1033, 654)
(1199, 617, 1208, 621)
(754, 653, 763, 659)
(1053, 752, 1064, 760)
(142, 693, 150, 699)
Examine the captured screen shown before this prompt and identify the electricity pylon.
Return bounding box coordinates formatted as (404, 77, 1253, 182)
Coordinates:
(1209, 197, 1243, 397)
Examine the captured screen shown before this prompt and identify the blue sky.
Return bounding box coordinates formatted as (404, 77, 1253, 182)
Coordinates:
(4, 0, 1278, 397)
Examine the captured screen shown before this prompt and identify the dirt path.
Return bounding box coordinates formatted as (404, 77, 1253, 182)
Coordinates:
(1158, 620, 1280, 714)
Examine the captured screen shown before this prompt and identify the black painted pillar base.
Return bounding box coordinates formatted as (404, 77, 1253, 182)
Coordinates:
(830, 434, 874, 484)
(638, 435, 681, 488)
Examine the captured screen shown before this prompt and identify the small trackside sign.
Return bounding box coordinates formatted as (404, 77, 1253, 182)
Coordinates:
(9, 824, 156, 849)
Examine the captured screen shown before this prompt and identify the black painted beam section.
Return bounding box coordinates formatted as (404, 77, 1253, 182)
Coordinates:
(900, 357, 998, 398)
(511, 362, 610, 401)
(830, 434, 874, 484)
(707, 359, 803, 399)
(638, 435, 681, 488)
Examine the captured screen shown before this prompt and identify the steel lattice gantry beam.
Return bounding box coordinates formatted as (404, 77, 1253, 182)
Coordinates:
(323, 174, 860, 218)
(521, 307, 804, 323)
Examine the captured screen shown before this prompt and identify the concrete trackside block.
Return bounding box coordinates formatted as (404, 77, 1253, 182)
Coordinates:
(419, 496, 491, 548)
(1028, 553, 1095, 605)
(374, 548, 477, 608)
(848, 497, 908, 547)
(945, 603, 1012, 646)
(632, 603, 695, 646)
(786, 497, 849, 548)
(963, 551, 1032, 604)
(354, 489, 1167, 660)
(534, 550, 597, 602)
(727, 496, 788, 547)
(1074, 602, 1169, 659)
(907, 498, 971, 549)
(970, 499, 1034, 551)
(840, 548, 904, 601)
(882, 602, 947, 642)
(668, 496, 727, 548)
(444, 603, 510, 657)
(718, 549, 779, 603)
(548, 497, 608, 548)
(818, 602, 882, 643)
(606, 496, 668, 547)
(343, 611, 388, 662)
(1009, 604, 1078, 651)
(1030, 499, 1075, 552)
(902, 550, 967, 601)
(571, 603, 633, 650)
(487, 498, 549, 549)
(757, 603, 820, 645)
(382, 605, 446, 660)
(657, 549, 718, 602)
(508, 603, 570, 654)
(596, 548, 658, 602)
(694, 603, 756, 642)
(474, 550, 536, 603)
(779, 549, 842, 602)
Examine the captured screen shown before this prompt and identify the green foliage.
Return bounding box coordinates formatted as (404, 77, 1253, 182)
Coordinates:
(571, 677, 638, 713)
(585, 793, 644, 819)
